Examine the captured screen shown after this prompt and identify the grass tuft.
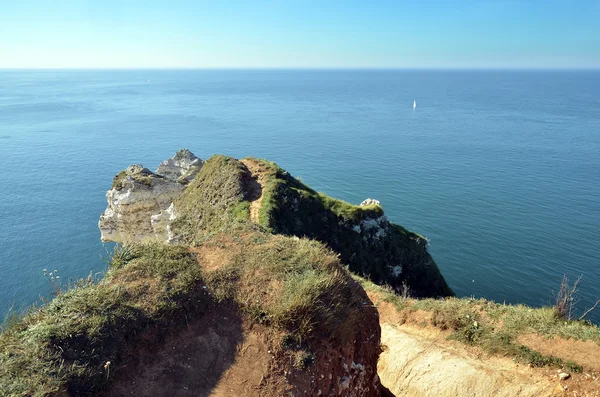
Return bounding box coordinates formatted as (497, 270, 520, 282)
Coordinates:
(204, 233, 367, 344)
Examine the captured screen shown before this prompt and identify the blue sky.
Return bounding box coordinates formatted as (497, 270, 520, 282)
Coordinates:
(1, 0, 599, 69)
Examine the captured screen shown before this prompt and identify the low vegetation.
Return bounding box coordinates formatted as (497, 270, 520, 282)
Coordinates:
(0, 228, 371, 396)
(204, 231, 367, 343)
(554, 274, 600, 321)
(11, 152, 587, 395)
(358, 277, 600, 373)
(170, 155, 250, 243)
(1, 154, 384, 395)
(111, 167, 161, 191)
(0, 244, 208, 396)
(247, 157, 452, 297)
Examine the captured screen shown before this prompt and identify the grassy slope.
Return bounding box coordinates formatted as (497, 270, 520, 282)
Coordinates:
(171, 154, 368, 341)
(0, 244, 207, 396)
(358, 277, 600, 373)
(250, 157, 452, 298)
(0, 155, 370, 396)
(170, 155, 250, 244)
(4, 152, 598, 393)
(205, 232, 370, 346)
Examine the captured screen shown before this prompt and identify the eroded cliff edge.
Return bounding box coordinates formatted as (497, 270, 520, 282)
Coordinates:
(98, 149, 202, 243)
(99, 150, 452, 298)
(2, 150, 384, 396)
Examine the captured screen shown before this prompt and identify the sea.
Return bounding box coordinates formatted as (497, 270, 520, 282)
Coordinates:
(1, 69, 599, 324)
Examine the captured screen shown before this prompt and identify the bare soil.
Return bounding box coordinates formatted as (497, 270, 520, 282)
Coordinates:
(102, 231, 383, 397)
(519, 334, 600, 372)
(520, 334, 600, 397)
(103, 306, 242, 397)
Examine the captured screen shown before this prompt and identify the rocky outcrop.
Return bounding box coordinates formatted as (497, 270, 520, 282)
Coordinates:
(150, 203, 178, 244)
(360, 198, 381, 206)
(156, 148, 203, 182)
(99, 150, 203, 243)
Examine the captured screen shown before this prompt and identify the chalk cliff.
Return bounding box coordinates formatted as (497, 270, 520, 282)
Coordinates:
(98, 149, 202, 243)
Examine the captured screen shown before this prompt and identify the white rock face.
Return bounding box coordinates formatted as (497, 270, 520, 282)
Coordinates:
(360, 198, 381, 207)
(99, 150, 203, 243)
(151, 203, 179, 244)
(355, 215, 389, 240)
(156, 148, 203, 182)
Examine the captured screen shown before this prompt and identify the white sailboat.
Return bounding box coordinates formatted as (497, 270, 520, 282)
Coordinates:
(413, 100, 417, 109)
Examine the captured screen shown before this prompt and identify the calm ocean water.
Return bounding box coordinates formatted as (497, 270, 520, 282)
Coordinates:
(1, 70, 599, 323)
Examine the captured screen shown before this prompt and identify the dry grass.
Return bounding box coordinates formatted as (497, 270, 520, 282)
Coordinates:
(554, 274, 600, 321)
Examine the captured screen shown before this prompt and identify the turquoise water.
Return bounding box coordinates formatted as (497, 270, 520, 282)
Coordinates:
(1, 70, 599, 324)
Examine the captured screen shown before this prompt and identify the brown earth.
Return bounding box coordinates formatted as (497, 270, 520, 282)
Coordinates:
(519, 334, 600, 372)
(378, 323, 555, 397)
(102, 232, 382, 396)
(102, 306, 284, 397)
(101, 259, 600, 396)
(519, 334, 600, 397)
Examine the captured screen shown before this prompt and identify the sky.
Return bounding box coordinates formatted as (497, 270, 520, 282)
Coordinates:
(1, 0, 599, 69)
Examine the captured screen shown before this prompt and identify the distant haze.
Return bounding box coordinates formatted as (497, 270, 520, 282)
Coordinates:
(1, 0, 599, 69)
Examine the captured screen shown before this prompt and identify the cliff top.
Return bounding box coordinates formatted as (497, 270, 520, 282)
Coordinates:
(2, 152, 386, 396)
(3, 150, 597, 396)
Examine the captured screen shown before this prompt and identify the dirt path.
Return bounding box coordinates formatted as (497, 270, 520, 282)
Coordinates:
(369, 293, 561, 397)
(241, 159, 267, 223)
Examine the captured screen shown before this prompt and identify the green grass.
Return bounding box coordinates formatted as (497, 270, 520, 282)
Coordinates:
(170, 155, 252, 244)
(251, 158, 383, 228)
(0, 153, 461, 394)
(1, 231, 373, 395)
(0, 243, 209, 396)
(111, 167, 162, 191)
(357, 276, 600, 372)
(230, 201, 250, 222)
(245, 157, 452, 298)
(204, 233, 369, 344)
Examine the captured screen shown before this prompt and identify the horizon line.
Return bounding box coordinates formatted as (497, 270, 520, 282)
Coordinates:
(1, 66, 600, 72)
